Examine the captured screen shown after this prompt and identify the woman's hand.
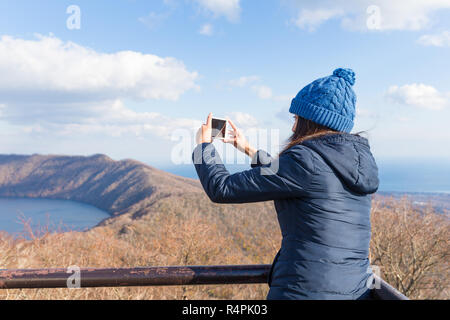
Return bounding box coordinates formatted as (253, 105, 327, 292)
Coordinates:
(196, 113, 213, 145)
(224, 119, 257, 158)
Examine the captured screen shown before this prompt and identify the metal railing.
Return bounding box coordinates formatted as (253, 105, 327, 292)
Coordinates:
(0, 264, 408, 300)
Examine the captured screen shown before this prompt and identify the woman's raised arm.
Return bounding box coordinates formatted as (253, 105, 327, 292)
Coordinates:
(192, 142, 314, 204)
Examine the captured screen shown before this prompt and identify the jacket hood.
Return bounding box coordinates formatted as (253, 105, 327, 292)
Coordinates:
(302, 133, 379, 194)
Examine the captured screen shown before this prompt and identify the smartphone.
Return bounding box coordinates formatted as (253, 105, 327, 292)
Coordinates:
(211, 117, 228, 140)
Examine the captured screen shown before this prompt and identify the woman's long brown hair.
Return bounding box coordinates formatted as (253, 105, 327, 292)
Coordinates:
(280, 116, 341, 155)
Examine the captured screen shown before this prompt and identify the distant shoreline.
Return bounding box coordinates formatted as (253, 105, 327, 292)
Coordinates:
(159, 161, 450, 195)
(377, 190, 450, 195)
(0, 153, 447, 238)
(374, 191, 450, 213)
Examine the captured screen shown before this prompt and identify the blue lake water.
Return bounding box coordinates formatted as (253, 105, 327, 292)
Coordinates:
(0, 198, 110, 236)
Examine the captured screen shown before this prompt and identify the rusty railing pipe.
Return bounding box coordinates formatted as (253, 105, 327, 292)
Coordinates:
(0, 264, 270, 289)
(0, 264, 408, 300)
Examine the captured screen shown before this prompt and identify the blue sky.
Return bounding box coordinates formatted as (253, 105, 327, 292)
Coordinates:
(0, 0, 449, 169)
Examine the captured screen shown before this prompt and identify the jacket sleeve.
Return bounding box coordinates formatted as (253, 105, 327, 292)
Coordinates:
(192, 143, 314, 204)
(250, 149, 274, 168)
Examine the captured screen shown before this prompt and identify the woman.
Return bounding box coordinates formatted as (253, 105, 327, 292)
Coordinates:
(192, 68, 379, 300)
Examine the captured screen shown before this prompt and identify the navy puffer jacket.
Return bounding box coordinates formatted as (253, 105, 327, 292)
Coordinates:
(192, 132, 379, 300)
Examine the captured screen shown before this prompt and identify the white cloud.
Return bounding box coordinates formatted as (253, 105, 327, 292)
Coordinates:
(0, 35, 199, 102)
(163, 0, 178, 7)
(285, 0, 450, 32)
(386, 83, 448, 110)
(226, 111, 259, 128)
(0, 35, 201, 140)
(195, 0, 241, 22)
(8, 100, 202, 139)
(417, 30, 450, 47)
(356, 107, 379, 118)
(396, 116, 412, 122)
(138, 11, 171, 30)
(273, 94, 293, 102)
(229, 75, 260, 87)
(294, 9, 344, 32)
(229, 75, 292, 102)
(251, 85, 273, 100)
(199, 23, 214, 36)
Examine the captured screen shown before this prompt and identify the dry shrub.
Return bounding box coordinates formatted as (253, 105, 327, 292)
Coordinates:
(0, 196, 447, 299)
(370, 196, 449, 299)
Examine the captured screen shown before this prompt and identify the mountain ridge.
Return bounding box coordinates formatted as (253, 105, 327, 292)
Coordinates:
(0, 153, 203, 222)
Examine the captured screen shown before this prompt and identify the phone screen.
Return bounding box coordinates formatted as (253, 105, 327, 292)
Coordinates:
(211, 118, 227, 140)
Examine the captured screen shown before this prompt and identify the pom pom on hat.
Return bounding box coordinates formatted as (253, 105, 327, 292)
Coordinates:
(333, 68, 356, 86)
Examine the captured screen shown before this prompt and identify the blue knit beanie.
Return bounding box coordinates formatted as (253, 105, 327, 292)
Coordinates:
(289, 68, 356, 133)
